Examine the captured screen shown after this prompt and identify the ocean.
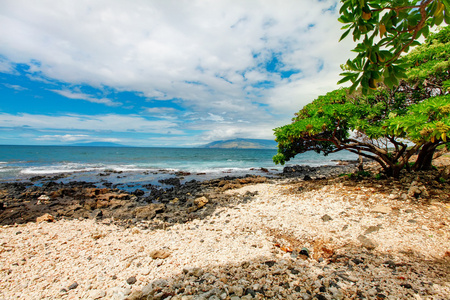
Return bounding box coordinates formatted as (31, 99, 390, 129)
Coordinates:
(0, 145, 357, 190)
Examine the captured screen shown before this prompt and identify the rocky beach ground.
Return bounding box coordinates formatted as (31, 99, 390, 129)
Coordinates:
(0, 157, 449, 299)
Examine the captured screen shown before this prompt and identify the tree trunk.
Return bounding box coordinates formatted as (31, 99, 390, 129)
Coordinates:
(358, 150, 364, 172)
(414, 143, 437, 171)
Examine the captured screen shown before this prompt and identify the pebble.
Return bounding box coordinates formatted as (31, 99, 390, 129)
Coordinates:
(364, 225, 381, 235)
(36, 213, 55, 223)
(89, 289, 106, 299)
(321, 214, 333, 222)
(357, 235, 378, 250)
(126, 276, 137, 285)
(149, 249, 171, 259)
(68, 282, 78, 290)
(371, 205, 391, 214)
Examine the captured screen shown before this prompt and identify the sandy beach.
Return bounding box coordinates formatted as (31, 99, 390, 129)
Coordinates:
(1, 158, 449, 299)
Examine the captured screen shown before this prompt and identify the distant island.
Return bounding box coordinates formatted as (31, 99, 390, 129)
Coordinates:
(200, 138, 277, 149)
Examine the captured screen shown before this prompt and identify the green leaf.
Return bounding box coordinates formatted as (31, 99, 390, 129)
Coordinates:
(337, 74, 354, 85)
(339, 28, 352, 42)
(435, 11, 445, 25)
(338, 16, 350, 23)
(384, 77, 394, 89)
(444, 11, 450, 24)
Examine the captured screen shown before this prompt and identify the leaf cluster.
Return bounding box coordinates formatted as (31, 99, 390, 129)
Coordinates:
(338, 0, 450, 94)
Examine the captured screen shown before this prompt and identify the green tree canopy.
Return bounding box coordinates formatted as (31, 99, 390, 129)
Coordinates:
(274, 26, 450, 178)
(339, 0, 450, 94)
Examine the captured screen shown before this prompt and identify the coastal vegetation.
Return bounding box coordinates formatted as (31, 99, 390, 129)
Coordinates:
(274, 1, 450, 178)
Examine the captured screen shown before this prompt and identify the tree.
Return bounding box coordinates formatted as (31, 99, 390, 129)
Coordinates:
(338, 0, 450, 94)
(273, 26, 450, 178)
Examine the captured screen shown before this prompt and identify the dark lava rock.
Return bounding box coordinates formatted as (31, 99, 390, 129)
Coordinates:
(321, 214, 333, 222)
(314, 294, 327, 300)
(400, 283, 413, 289)
(158, 177, 181, 187)
(68, 282, 78, 290)
(133, 189, 145, 196)
(127, 276, 137, 285)
(264, 261, 276, 267)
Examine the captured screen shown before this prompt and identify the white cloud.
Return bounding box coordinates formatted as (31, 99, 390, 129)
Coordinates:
(35, 134, 121, 143)
(49, 89, 121, 107)
(0, 112, 182, 134)
(0, 59, 17, 74)
(3, 83, 27, 91)
(145, 107, 177, 114)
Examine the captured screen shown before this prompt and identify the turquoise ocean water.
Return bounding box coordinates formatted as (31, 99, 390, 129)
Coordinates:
(0, 145, 357, 187)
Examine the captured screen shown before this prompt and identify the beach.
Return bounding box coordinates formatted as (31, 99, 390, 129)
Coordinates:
(0, 156, 449, 299)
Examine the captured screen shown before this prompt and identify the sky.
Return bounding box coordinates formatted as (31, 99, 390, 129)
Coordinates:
(0, 0, 354, 147)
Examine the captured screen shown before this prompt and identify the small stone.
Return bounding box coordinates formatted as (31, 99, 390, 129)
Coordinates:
(314, 294, 327, 300)
(407, 219, 417, 223)
(264, 260, 276, 267)
(68, 282, 78, 290)
(183, 267, 204, 277)
(36, 213, 55, 223)
(152, 279, 168, 288)
(149, 249, 171, 259)
(89, 209, 103, 219)
(321, 214, 333, 222)
(126, 290, 143, 300)
(123, 288, 132, 295)
(400, 283, 413, 289)
(38, 195, 50, 201)
(371, 205, 391, 214)
(194, 196, 209, 208)
(89, 290, 106, 299)
(364, 225, 381, 235)
(245, 288, 257, 297)
(126, 276, 137, 285)
(230, 285, 244, 297)
(357, 235, 378, 250)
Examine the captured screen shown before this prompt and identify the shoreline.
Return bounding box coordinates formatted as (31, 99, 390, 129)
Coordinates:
(1, 158, 449, 299)
(0, 162, 360, 226)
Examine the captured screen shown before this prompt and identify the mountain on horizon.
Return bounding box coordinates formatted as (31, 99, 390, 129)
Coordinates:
(200, 138, 277, 149)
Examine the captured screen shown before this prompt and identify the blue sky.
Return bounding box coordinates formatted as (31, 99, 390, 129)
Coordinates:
(0, 0, 353, 147)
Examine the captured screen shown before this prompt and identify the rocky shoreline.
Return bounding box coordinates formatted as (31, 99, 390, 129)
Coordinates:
(1, 159, 449, 299)
(0, 162, 359, 226)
